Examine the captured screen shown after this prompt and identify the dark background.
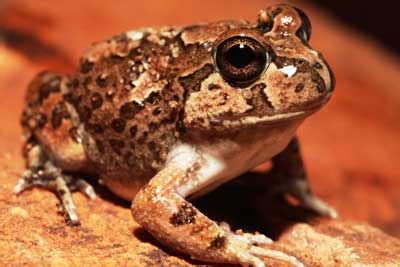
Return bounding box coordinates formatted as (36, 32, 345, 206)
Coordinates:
(312, 1, 399, 54)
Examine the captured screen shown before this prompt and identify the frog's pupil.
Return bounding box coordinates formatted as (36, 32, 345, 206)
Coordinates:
(225, 44, 254, 68)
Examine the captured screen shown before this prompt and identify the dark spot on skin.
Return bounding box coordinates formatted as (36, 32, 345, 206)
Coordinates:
(152, 107, 162, 115)
(63, 93, 81, 107)
(149, 122, 158, 131)
(90, 92, 103, 110)
(274, 56, 326, 93)
(296, 58, 305, 65)
(129, 126, 137, 137)
(78, 105, 92, 122)
(71, 78, 80, 89)
(250, 83, 266, 91)
(250, 83, 274, 110)
(208, 83, 221, 90)
(170, 203, 197, 226)
(146, 91, 161, 104)
(312, 62, 323, 69)
(38, 75, 61, 103)
(169, 106, 179, 120)
(208, 235, 227, 250)
(123, 151, 135, 167)
(312, 73, 326, 93)
(295, 83, 305, 93)
(129, 141, 135, 150)
(96, 140, 104, 153)
(83, 76, 93, 90)
(50, 113, 62, 130)
(80, 59, 94, 74)
(96, 75, 108, 88)
(109, 54, 125, 62)
(148, 141, 157, 152)
(261, 93, 274, 110)
(178, 64, 214, 93)
(51, 102, 69, 129)
(88, 123, 104, 134)
(172, 95, 180, 102)
(138, 132, 148, 143)
(106, 90, 115, 101)
(111, 118, 126, 133)
(108, 139, 124, 154)
(119, 102, 143, 120)
(36, 113, 47, 129)
(176, 118, 186, 134)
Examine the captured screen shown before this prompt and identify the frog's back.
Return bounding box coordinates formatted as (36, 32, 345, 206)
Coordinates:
(61, 22, 249, 199)
(64, 28, 179, 196)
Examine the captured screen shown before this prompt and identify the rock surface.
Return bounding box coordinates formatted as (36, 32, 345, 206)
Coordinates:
(0, 0, 400, 266)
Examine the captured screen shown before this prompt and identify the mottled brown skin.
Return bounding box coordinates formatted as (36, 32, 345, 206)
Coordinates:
(16, 5, 335, 267)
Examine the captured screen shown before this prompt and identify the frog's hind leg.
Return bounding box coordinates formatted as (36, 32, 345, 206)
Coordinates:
(269, 137, 337, 218)
(15, 72, 95, 225)
(132, 144, 304, 267)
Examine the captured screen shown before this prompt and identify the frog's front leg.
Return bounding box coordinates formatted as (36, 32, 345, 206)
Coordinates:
(269, 137, 337, 218)
(132, 144, 303, 267)
(14, 142, 96, 225)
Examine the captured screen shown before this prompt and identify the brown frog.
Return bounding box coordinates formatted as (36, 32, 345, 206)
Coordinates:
(16, 4, 336, 266)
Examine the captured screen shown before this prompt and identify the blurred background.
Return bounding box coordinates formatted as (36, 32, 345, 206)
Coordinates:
(0, 0, 399, 239)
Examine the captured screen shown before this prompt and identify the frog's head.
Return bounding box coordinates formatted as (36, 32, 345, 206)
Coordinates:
(180, 4, 335, 130)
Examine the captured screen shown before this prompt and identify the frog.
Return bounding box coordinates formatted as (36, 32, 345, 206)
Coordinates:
(15, 4, 336, 267)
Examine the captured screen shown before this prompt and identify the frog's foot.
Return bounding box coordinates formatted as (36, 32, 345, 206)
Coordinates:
(14, 164, 96, 226)
(285, 179, 338, 219)
(218, 223, 304, 266)
(270, 138, 338, 219)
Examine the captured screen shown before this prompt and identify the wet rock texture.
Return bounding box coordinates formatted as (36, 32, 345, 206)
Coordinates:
(1, 0, 400, 266)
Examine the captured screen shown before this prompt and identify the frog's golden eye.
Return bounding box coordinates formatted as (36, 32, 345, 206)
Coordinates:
(295, 7, 312, 42)
(214, 36, 270, 85)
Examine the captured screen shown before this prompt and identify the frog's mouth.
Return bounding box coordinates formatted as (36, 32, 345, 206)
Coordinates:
(211, 110, 311, 127)
(211, 96, 329, 126)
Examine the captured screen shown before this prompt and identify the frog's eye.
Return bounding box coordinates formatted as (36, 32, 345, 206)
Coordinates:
(214, 36, 270, 85)
(295, 8, 312, 42)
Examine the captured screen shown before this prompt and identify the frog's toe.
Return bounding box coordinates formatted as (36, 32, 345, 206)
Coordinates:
(230, 230, 273, 246)
(64, 175, 97, 200)
(289, 179, 338, 219)
(15, 165, 96, 226)
(14, 169, 48, 194)
(219, 221, 273, 245)
(240, 231, 273, 245)
(249, 246, 304, 267)
(301, 194, 338, 219)
(230, 236, 303, 267)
